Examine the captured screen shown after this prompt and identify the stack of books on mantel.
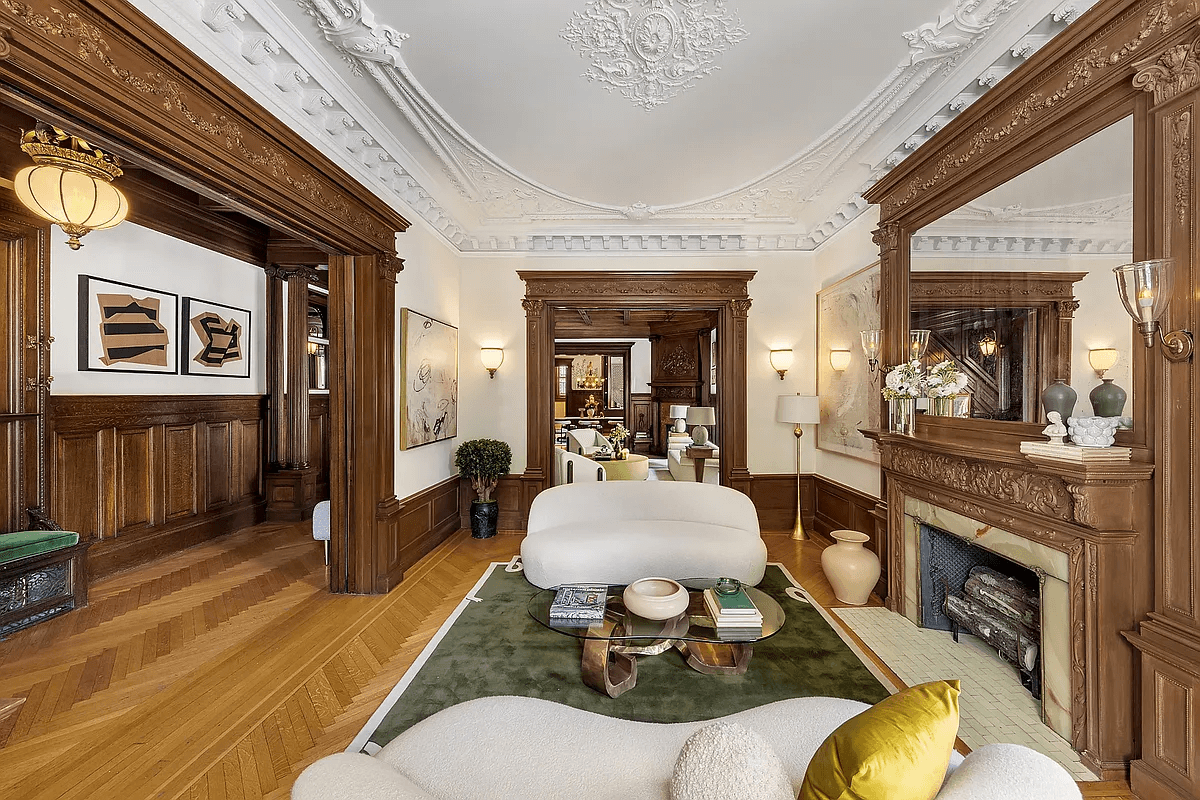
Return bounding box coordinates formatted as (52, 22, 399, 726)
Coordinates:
(703, 586, 763, 641)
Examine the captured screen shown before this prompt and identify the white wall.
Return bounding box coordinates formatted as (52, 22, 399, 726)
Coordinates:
(394, 223, 463, 500)
(813, 209, 884, 498)
(458, 254, 823, 477)
(50, 222, 266, 395)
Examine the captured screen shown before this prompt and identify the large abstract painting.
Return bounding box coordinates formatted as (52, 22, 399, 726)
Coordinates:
(817, 262, 881, 462)
(400, 308, 459, 449)
(181, 297, 250, 377)
(79, 275, 178, 374)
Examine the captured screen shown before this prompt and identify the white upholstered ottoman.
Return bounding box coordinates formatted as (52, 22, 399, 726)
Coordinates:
(520, 481, 766, 589)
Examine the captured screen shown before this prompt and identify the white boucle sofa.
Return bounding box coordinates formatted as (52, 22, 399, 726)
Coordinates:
(292, 696, 1083, 800)
(520, 481, 766, 589)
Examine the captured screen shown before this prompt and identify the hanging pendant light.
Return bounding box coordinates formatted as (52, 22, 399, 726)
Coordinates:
(13, 124, 129, 250)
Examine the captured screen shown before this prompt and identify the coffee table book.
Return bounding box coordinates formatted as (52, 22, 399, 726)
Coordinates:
(549, 584, 608, 625)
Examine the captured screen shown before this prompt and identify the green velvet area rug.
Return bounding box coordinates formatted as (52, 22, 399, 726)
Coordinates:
(354, 561, 891, 751)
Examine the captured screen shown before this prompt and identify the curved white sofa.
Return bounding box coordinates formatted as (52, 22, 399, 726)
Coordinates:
(292, 696, 1082, 800)
(521, 481, 766, 589)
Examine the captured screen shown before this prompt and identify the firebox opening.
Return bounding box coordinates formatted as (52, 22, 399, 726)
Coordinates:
(919, 523, 1042, 698)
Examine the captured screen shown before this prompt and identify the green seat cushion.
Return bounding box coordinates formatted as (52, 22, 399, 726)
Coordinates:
(0, 530, 80, 564)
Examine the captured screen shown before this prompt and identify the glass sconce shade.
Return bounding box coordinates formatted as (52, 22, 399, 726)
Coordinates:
(909, 329, 931, 361)
(860, 330, 881, 373)
(480, 347, 504, 378)
(829, 349, 852, 371)
(769, 349, 794, 379)
(1088, 348, 1119, 377)
(1114, 260, 1174, 345)
(978, 331, 998, 357)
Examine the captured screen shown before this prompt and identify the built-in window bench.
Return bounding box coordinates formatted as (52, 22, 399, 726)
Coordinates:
(0, 510, 89, 638)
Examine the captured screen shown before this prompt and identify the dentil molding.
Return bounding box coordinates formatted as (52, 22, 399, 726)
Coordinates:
(136, 0, 1092, 253)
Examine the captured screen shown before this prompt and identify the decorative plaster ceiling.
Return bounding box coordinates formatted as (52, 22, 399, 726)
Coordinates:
(131, 0, 1095, 255)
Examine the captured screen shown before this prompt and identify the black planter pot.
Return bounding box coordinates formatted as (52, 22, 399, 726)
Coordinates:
(470, 499, 499, 539)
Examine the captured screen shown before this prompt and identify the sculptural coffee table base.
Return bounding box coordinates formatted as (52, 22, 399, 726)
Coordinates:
(579, 617, 754, 698)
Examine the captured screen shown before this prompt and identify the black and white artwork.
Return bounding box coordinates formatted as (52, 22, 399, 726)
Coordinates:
(400, 308, 458, 449)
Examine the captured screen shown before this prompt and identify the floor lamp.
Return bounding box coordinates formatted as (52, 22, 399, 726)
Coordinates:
(776, 394, 820, 541)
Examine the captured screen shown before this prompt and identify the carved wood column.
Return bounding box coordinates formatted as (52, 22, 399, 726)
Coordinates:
(1126, 35, 1200, 800)
(873, 221, 906, 609)
(328, 253, 402, 594)
(723, 298, 751, 492)
(264, 267, 284, 469)
(285, 270, 310, 469)
(1053, 299, 1079, 382)
(522, 297, 552, 520)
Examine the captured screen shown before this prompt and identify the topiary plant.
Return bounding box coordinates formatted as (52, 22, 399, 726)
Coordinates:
(454, 438, 512, 502)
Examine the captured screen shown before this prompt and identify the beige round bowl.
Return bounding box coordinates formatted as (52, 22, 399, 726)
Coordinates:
(622, 578, 689, 620)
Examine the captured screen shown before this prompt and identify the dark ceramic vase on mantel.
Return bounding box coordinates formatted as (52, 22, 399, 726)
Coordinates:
(1041, 379, 1077, 421)
(1090, 379, 1127, 418)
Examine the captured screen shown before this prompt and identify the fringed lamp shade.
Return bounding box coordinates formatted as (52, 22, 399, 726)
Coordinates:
(13, 125, 129, 250)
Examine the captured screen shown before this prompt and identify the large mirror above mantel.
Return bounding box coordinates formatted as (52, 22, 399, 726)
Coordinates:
(909, 116, 1135, 427)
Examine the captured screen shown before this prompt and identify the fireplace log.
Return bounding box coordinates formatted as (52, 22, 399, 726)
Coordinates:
(945, 593, 1039, 672)
(963, 566, 1039, 629)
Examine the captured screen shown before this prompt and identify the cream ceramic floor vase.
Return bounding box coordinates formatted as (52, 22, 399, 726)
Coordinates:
(820, 530, 881, 606)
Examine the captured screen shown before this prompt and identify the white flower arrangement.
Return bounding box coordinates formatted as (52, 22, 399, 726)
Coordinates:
(926, 360, 969, 398)
(882, 360, 926, 400)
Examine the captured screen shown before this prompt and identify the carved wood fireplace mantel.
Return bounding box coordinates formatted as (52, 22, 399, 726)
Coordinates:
(866, 429, 1153, 780)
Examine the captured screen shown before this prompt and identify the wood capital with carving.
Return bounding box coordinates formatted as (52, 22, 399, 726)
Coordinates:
(376, 254, 403, 282)
(521, 298, 545, 318)
(872, 223, 900, 252)
(0, 23, 11, 59)
(1133, 31, 1200, 106)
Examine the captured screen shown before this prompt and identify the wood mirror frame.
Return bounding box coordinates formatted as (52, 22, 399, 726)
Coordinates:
(865, 1, 1200, 795)
(521, 271, 753, 511)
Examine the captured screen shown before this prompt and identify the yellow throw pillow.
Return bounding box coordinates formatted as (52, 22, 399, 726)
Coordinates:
(798, 679, 961, 800)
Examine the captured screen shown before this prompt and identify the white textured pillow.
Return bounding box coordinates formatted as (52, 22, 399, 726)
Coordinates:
(670, 721, 793, 800)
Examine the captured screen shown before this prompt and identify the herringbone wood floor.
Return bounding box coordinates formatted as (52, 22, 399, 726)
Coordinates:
(0, 522, 1133, 799)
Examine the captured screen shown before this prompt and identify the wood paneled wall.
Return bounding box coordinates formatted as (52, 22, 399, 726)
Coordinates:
(394, 476, 461, 575)
(49, 396, 267, 577)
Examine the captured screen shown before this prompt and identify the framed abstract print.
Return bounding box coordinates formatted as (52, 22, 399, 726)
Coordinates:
(400, 308, 459, 449)
(181, 297, 251, 377)
(79, 275, 178, 374)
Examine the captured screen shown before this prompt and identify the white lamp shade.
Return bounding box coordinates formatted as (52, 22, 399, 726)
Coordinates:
(829, 350, 852, 371)
(685, 406, 715, 425)
(15, 164, 128, 249)
(480, 348, 504, 370)
(668, 405, 689, 418)
(776, 394, 820, 424)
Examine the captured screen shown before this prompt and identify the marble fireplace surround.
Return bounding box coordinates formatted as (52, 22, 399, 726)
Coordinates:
(869, 430, 1154, 780)
(903, 497, 1072, 740)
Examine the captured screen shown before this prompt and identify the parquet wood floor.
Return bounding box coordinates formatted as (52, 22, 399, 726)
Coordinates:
(0, 524, 1134, 799)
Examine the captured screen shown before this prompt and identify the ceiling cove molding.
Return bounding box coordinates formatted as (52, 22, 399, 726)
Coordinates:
(559, 0, 749, 111)
(136, 0, 1091, 254)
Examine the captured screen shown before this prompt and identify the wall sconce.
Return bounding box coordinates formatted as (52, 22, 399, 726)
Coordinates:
(480, 347, 504, 378)
(829, 349, 852, 371)
(13, 124, 129, 250)
(769, 349, 794, 380)
(1088, 348, 1118, 378)
(909, 329, 931, 361)
(860, 330, 881, 375)
(1113, 259, 1193, 361)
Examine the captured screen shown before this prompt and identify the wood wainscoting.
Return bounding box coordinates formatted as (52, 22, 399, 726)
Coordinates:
(392, 476, 461, 580)
(48, 396, 267, 578)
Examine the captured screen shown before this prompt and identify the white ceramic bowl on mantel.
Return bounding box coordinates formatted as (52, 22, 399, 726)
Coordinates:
(622, 577, 689, 620)
(1066, 415, 1120, 448)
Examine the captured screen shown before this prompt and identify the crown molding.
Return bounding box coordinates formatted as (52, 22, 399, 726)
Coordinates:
(131, 0, 1095, 254)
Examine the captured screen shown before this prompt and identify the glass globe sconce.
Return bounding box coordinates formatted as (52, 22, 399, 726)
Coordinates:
(1113, 259, 1193, 361)
(480, 348, 504, 379)
(769, 349, 794, 380)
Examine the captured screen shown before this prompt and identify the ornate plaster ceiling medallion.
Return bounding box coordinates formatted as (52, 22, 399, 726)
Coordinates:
(561, 0, 749, 110)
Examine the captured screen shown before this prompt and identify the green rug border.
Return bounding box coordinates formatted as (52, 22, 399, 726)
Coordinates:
(347, 558, 900, 754)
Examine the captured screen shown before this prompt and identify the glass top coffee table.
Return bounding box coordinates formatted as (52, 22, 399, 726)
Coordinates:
(527, 578, 785, 698)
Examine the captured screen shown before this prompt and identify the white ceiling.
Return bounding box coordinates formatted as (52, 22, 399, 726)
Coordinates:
(132, 0, 1096, 254)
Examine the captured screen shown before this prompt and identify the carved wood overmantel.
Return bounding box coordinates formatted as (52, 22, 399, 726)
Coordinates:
(520, 272, 754, 517)
(862, 0, 1200, 792)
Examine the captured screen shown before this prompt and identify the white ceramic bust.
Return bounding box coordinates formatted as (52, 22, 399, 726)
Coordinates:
(1042, 411, 1067, 445)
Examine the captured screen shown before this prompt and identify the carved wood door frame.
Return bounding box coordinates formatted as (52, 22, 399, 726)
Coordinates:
(520, 272, 754, 517)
